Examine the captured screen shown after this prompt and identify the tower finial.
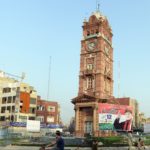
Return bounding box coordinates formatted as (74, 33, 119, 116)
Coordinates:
(98, 3, 100, 11)
(96, 0, 100, 12)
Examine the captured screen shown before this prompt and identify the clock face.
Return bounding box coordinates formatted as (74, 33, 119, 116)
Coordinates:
(88, 42, 96, 51)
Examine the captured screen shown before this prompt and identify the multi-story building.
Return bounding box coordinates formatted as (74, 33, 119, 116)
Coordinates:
(0, 71, 19, 122)
(0, 71, 37, 123)
(17, 83, 37, 122)
(36, 96, 60, 124)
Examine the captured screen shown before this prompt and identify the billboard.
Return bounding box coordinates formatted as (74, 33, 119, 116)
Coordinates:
(99, 103, 133, 131)
(26, 120, 40, 132)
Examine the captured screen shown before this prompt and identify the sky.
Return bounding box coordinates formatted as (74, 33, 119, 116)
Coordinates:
(0, 0, 150, 124)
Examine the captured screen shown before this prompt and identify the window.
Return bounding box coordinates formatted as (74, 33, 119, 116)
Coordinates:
(37, 116, 44, 122)
(7, 106, 11, 112)
(2, 97, 7, 104)
(30, 98, 36, 104)
(13, 96, 16, 103)
(87, 64, 93, 70)
(0, 116, 5, 121)
(37, 105, 45, 111)
(37, 106, 40, 110)
(47, 106, 55, 112)
(47, 116, 54, 123)
(87, 77, 93, 89)
(7, 96, 12, 103)
(12, 106, 15, 113)
(29, 117, 35, 120)
(3, 88, 11, 93)
(37, 105, 41, 110)
(29, 108, 35, 114)
(1, 107, 6, 113)
(19, 116, 27, 120)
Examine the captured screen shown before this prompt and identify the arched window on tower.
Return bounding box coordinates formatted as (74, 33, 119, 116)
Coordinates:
(86, 57, 94, 70)
(87, 64, 93, 70)
(87, 77, 94, 89)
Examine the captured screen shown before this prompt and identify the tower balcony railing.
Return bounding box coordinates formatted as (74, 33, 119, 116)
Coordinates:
(80, 69, 95, 76)
(84, 33, 98, 40)
(85, 69, 94, 75)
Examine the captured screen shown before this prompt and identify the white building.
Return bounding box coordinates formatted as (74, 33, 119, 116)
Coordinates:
(0, 71, 37, 123)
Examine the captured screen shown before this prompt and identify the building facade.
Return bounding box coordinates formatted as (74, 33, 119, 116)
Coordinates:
(0, 71, 19, 122)
(36, 97, 60, 124)
(0, 70, 61, 127)
(72, 11, 113, 137)
(17, 83, 37, 122)
(139, 112, 147, 127)
(0, 71, 37, 123)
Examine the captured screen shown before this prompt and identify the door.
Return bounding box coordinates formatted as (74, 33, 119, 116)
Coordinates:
(85, 121, 93, 134)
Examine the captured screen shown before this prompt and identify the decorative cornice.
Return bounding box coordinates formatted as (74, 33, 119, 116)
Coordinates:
(72, 94, 97, 104)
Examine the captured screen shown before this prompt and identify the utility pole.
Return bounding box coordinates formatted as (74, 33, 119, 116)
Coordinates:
(47, 56, 51, 101)
(118, 61, 120, 98)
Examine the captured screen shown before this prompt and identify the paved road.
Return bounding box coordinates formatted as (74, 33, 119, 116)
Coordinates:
(0, 145, 150, 150)
(0, 146, 40, 150)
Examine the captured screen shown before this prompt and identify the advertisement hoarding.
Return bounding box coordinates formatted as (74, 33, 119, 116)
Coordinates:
(26, 120, 40, 132)
(99, 103, 133, 131)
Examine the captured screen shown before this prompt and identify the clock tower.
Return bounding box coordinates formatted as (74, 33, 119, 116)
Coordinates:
(72, 11, 113, 137)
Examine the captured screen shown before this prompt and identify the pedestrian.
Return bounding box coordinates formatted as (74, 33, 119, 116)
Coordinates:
(54, 130, 64, 150)
(40, 130, 64, 150)
(39, 145, 46, 150)
(92, 139, 98, 150)
(137, 138, 146, 150)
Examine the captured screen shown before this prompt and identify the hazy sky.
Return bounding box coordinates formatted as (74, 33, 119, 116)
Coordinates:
(0, 0, 150, 123)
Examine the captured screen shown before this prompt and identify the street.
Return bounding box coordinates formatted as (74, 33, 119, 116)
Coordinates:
(1, 145, 150, 150)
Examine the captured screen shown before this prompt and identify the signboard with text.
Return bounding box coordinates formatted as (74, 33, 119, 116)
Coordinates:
(99, 103, 133, 131)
